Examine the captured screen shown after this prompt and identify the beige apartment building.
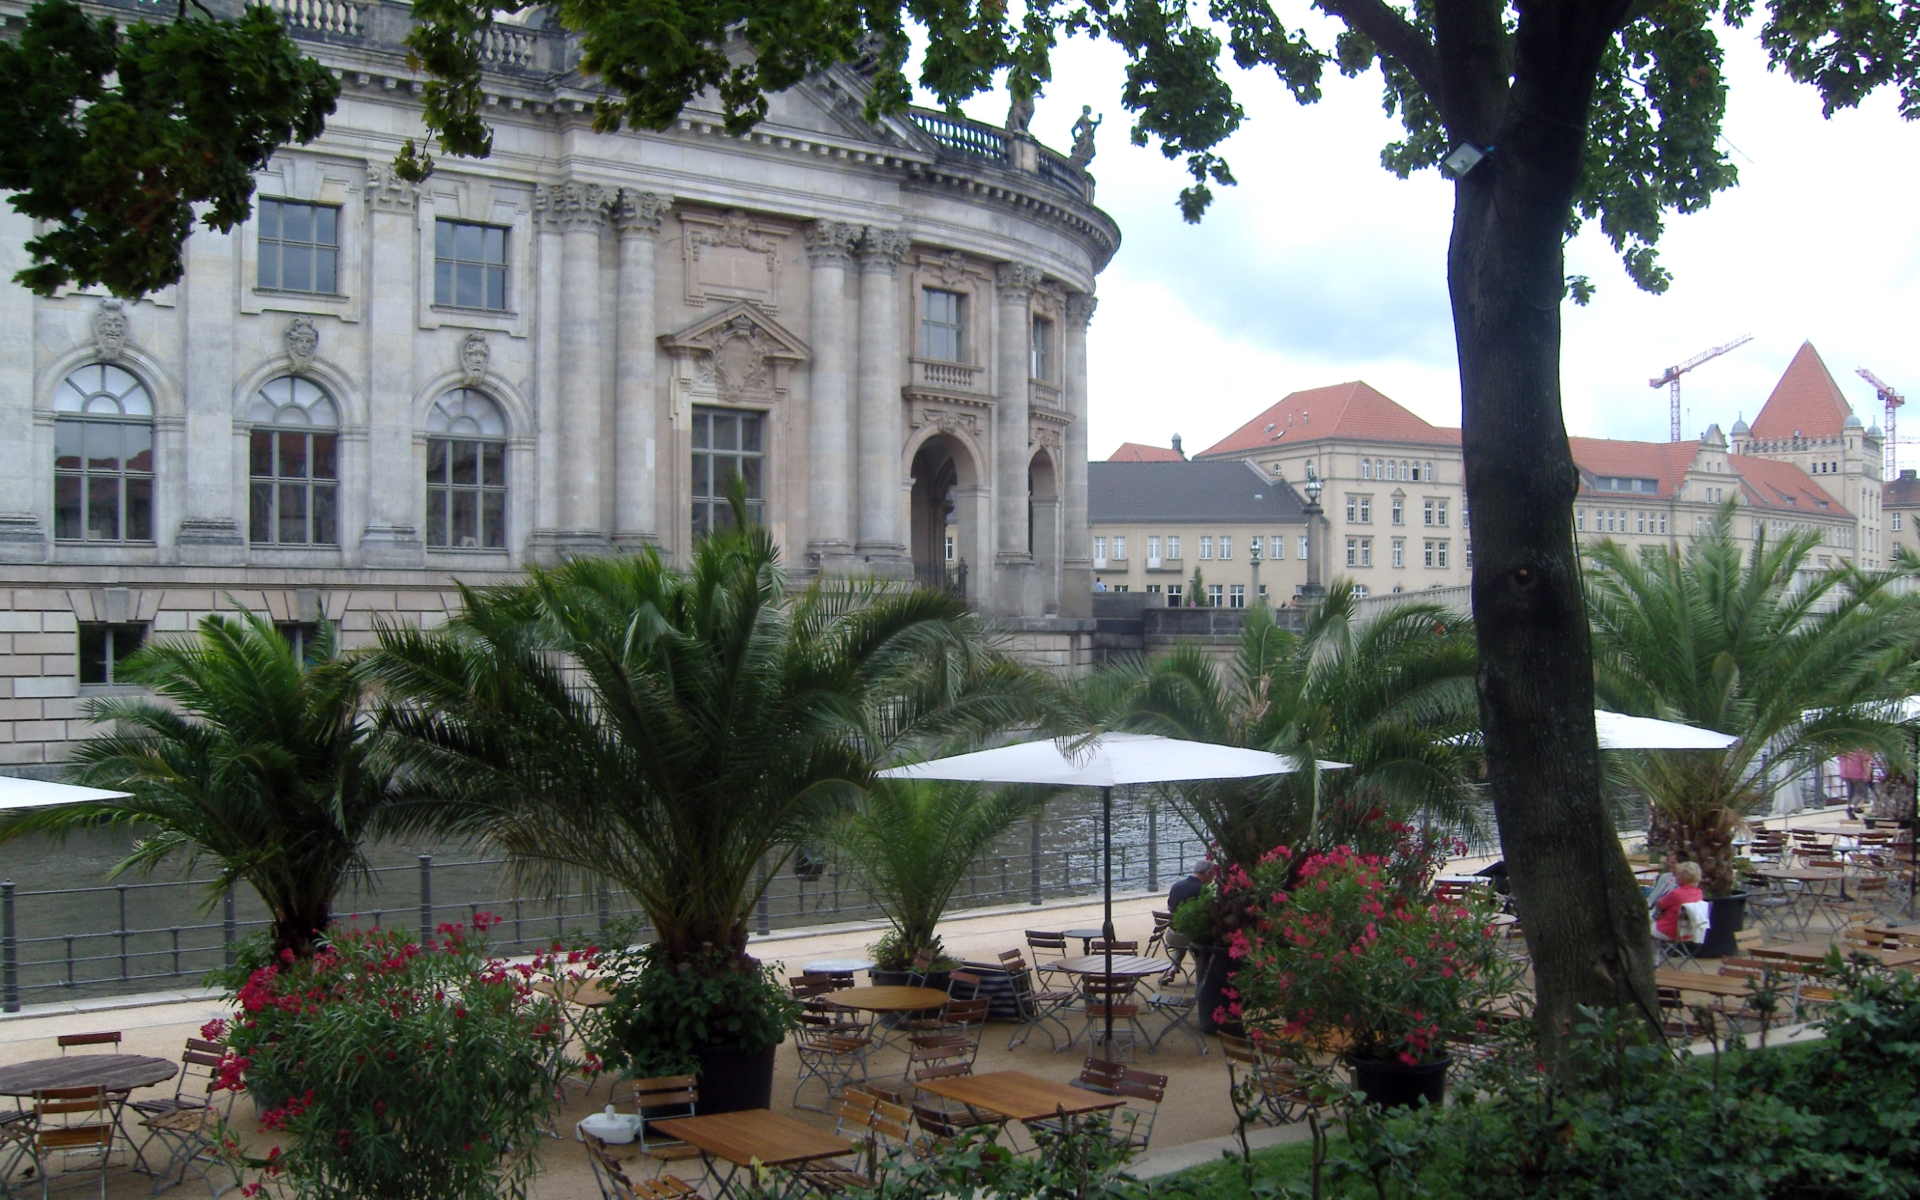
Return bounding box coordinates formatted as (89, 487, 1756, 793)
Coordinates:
(1190, 343, 1875, 583)
(1885, 471, 1920, 563)
(1087, 459, 1309, 607)
(1196, 381, 1472, 593)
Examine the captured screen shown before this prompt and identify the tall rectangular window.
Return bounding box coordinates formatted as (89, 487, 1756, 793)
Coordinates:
(1392, 538, 1404, 567)
(1165, 536, 1181, 560)
(1166, 584, 1182, 606)
(1147, 535, 1161, 561)
(55, 417, 154, 542)
(1347, 538, 1360, 567)
(922, 288, 964, 361)
(426, 437, 507, 550)
(257, 199, 340, 294)
(1359, 496, 1372, 523)
(1391, 498, 1404, 525)
(1199, 536, 1213, 560)
(1359, 538, 1372, 566)
(434, 219, 508, 311)
(275, 622, 324, 666)
(1423, 499, 1436, 526)
(1436, 540, 1450, 568)
(78, 623, 146, 685)
(1346, 496, 1358, 523)
(1894, 512, 1904, 531)
(1228, 584, 1246, 608)
(1424, 540, 1437, 568)
(1218, 536, 1232, 559)
(250, 427, 339, 545)
(1297, 535, 1308, 560)
(1268, 536, 1283, 560)
(1207, 584, 1224, 607)
(690, 407, 765, 536)
(1030, 315, 1054, 379)
(1094, 536, 1108, 561)
(1436, 500, 1449, 527)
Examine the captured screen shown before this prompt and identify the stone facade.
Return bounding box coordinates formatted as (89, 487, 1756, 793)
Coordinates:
(0, 0, 1115, 771)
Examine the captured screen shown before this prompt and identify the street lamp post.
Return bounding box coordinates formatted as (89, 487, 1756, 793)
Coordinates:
(1298, 464, 1326, 604)
(1248, 534, 1263, 608)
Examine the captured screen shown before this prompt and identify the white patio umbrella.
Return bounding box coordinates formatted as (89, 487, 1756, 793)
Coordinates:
(1447, 711, 1738, 751)
(879, 732, 1348, 1052)
(0, 775, 129, 812)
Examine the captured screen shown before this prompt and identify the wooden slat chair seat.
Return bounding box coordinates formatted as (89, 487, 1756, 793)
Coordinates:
(55, 1033, 122, 1056)
(138, 1105, 241, 1198)
(625, 1076, 702, 1165)
(999, 952, 1074, 1051)
(793, 1010, 874, 1113)
(1024, 932, 1071, 978)
(1086, 940, 1139, 957)
(16, 1086, 116, 1200)
(1144, 912, 1171, 959)
(1219, 1034, 1314, 1126)
(584, 1133, 706, 1200)
(1076, 976, 1146, 1059)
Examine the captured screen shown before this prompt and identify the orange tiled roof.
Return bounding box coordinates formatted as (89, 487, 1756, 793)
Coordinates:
(1729, 454, 1847, 516)
(1197, 381, 1459, 458)
(1568, 435, 1847, 515)
(1749, 342, 1856, 441)
(1568, 437, 1701, 499)
(1108, 442, 1186, 462)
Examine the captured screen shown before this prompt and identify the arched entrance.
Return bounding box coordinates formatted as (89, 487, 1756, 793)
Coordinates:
(1029, 449, 1061, 614)
(910, 436, 967, 596)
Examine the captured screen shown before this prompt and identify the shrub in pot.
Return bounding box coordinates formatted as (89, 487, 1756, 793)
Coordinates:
(1227, 836, 1523, 1109)
(221, 915, 567, 1200)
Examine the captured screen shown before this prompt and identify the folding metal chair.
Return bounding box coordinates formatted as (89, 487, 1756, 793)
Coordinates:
(793, 1009, 873, 1113)
(54, 1035, 121, 1057)
(999, 952, 1074, 1051)
(1218, 1034, 1314, 1126)
(624, 1076, 702, 1171)
(11, 1086, 116, 1200)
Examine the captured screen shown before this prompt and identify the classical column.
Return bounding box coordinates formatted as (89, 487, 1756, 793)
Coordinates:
(613, 190, 671, 550)
(855, 226, 911, 571)
(531, 191, 564, 546)
(359, 164, 423, 565)
(992, 262, 1043, 614)
(0, 204, 43, 559)
(174, 222, 245, 562)
(804, 220, 859, 570)
(552, 182, 611, 546)
(1060, 293, 1097, 617)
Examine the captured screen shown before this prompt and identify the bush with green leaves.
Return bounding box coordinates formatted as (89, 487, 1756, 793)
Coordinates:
(585, 945, 802, 1077)
(222, 916, 566, 1200)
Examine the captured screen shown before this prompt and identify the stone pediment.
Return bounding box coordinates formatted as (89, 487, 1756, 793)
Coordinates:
(660, 302, 810, 405)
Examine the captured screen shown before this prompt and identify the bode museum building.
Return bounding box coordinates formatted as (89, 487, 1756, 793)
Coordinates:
(0, 0, 1118, 771)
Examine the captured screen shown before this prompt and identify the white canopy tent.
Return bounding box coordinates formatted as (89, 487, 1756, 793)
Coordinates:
(0, 775, 129, 812)
(880, 732, 1348, 1051)
(1448, 711, 1738, 752)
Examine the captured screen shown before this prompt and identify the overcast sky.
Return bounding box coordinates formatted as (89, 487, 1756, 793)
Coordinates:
(928, 22, 1920, 467)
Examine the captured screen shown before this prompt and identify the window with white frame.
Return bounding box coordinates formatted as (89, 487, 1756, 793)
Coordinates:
(257, 199, 341, 294)
(424, 388, 509, 550)
(1228, 584, 1246, 608)
(1165, 535, 1181, 560)
(1147, 535, 1161, 561)
(690, 407, 765, 535)
(922, 288, 964, 361)
(1392, 538, 1404, 567)
(1112, 536, 1127, 560)
(248, 376, 339, 545)
(1207, 584, 1224, 606)
(54, 364, 155, 543)
(1297, 535, 1308, 560)
(1218, 536, 1232, 559)
(1199, 536, 1213, 560)
(1391, 497, 1403, 525)
(1094, 536, 1108, 561)
(1361, 459, 1372, 480)
(1030, 315, 1054, 380)
(1436, 499, 1448, 526)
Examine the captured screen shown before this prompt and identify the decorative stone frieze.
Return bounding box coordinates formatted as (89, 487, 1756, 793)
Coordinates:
(536, 181, 612, 231)
(803, 220, 860, 264)
(613, 190, 673, 237)
(857, 226, 913, 272)
(996, 262, 1044, 298)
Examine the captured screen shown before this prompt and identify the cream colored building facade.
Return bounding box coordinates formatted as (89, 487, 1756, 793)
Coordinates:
(0, 0, 1116, 771)
(1087, 459, 1309, 606)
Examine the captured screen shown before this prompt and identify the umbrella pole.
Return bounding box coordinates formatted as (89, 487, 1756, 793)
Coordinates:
(1103, 784, 1115, 1058)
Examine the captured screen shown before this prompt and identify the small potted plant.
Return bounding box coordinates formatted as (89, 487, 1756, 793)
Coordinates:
(1227, 839, 1519, 1109)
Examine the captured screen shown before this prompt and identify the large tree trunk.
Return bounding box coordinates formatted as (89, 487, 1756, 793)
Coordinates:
(1446, 14, 1660, 1059)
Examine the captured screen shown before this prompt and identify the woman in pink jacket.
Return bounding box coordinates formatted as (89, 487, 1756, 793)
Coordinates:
(1653, 860, 1704, 941)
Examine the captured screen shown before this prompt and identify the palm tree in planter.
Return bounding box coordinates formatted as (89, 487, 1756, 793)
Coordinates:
(1587, 508, 1920, 903)
(0, 612, 398, 959)
(839, 780, 1053, 978)
(365, 509, 1047, 1108)
(1082, 582, 1484, 871)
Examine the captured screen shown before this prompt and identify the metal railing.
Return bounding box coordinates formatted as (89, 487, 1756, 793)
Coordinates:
(0, 789, 1206, 1012)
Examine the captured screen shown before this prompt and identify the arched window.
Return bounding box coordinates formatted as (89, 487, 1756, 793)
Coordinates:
(54, 364, 155, 542)
(1360, 458, 1372, 480)
(248, 376, 339, 545)
(425, 388, 508, 550)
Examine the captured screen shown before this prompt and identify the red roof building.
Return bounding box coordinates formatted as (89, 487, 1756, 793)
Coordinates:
(1197, 381, 1459, 459)
(1748, 342, 1857, 441)
(1108, 441, 1186, 463)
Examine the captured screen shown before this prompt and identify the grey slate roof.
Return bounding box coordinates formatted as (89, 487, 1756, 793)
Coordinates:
(1886, 470, 1920, 509)
(1089, 460, 1309, 524)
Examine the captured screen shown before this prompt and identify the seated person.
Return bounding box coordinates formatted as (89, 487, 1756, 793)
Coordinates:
(1645, 850, 1684, 910)
(1652, 860, 1704, 942)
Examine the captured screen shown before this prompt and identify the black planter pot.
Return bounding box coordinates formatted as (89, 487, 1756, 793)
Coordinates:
(687, 1042, 777, 1115)
(1191, 944, 1243, 1037)
(1698, 892, 1747, 959)
(1347, 1054, 1450, 1110)
(868, 968, 953, 993)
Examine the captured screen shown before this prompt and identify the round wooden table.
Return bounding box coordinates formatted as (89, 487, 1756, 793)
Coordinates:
(1056, 955, 1172, 976)
(823, 985, 950, 1013)
(0, 1055, 177, 1098)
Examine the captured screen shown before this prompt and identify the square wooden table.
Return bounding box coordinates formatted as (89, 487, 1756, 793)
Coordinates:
(652, 1110, 856, 1199)
(1654, 967, 1759, 998)
(915, 1070, 1127, 1124)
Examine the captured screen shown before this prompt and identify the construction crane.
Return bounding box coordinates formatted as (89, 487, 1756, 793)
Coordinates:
(1649, 334, 1753, 442)
(1858, 368, 1906, 478)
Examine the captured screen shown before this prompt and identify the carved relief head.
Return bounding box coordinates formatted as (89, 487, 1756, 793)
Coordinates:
(460, 331, 491, 385)
(93, 300, 128, 361)
(285, 316, 319, 371)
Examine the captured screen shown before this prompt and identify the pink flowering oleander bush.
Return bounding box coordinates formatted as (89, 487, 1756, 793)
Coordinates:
(222, 915, 578, 1200)
(1224, 834, 1522, 1066)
